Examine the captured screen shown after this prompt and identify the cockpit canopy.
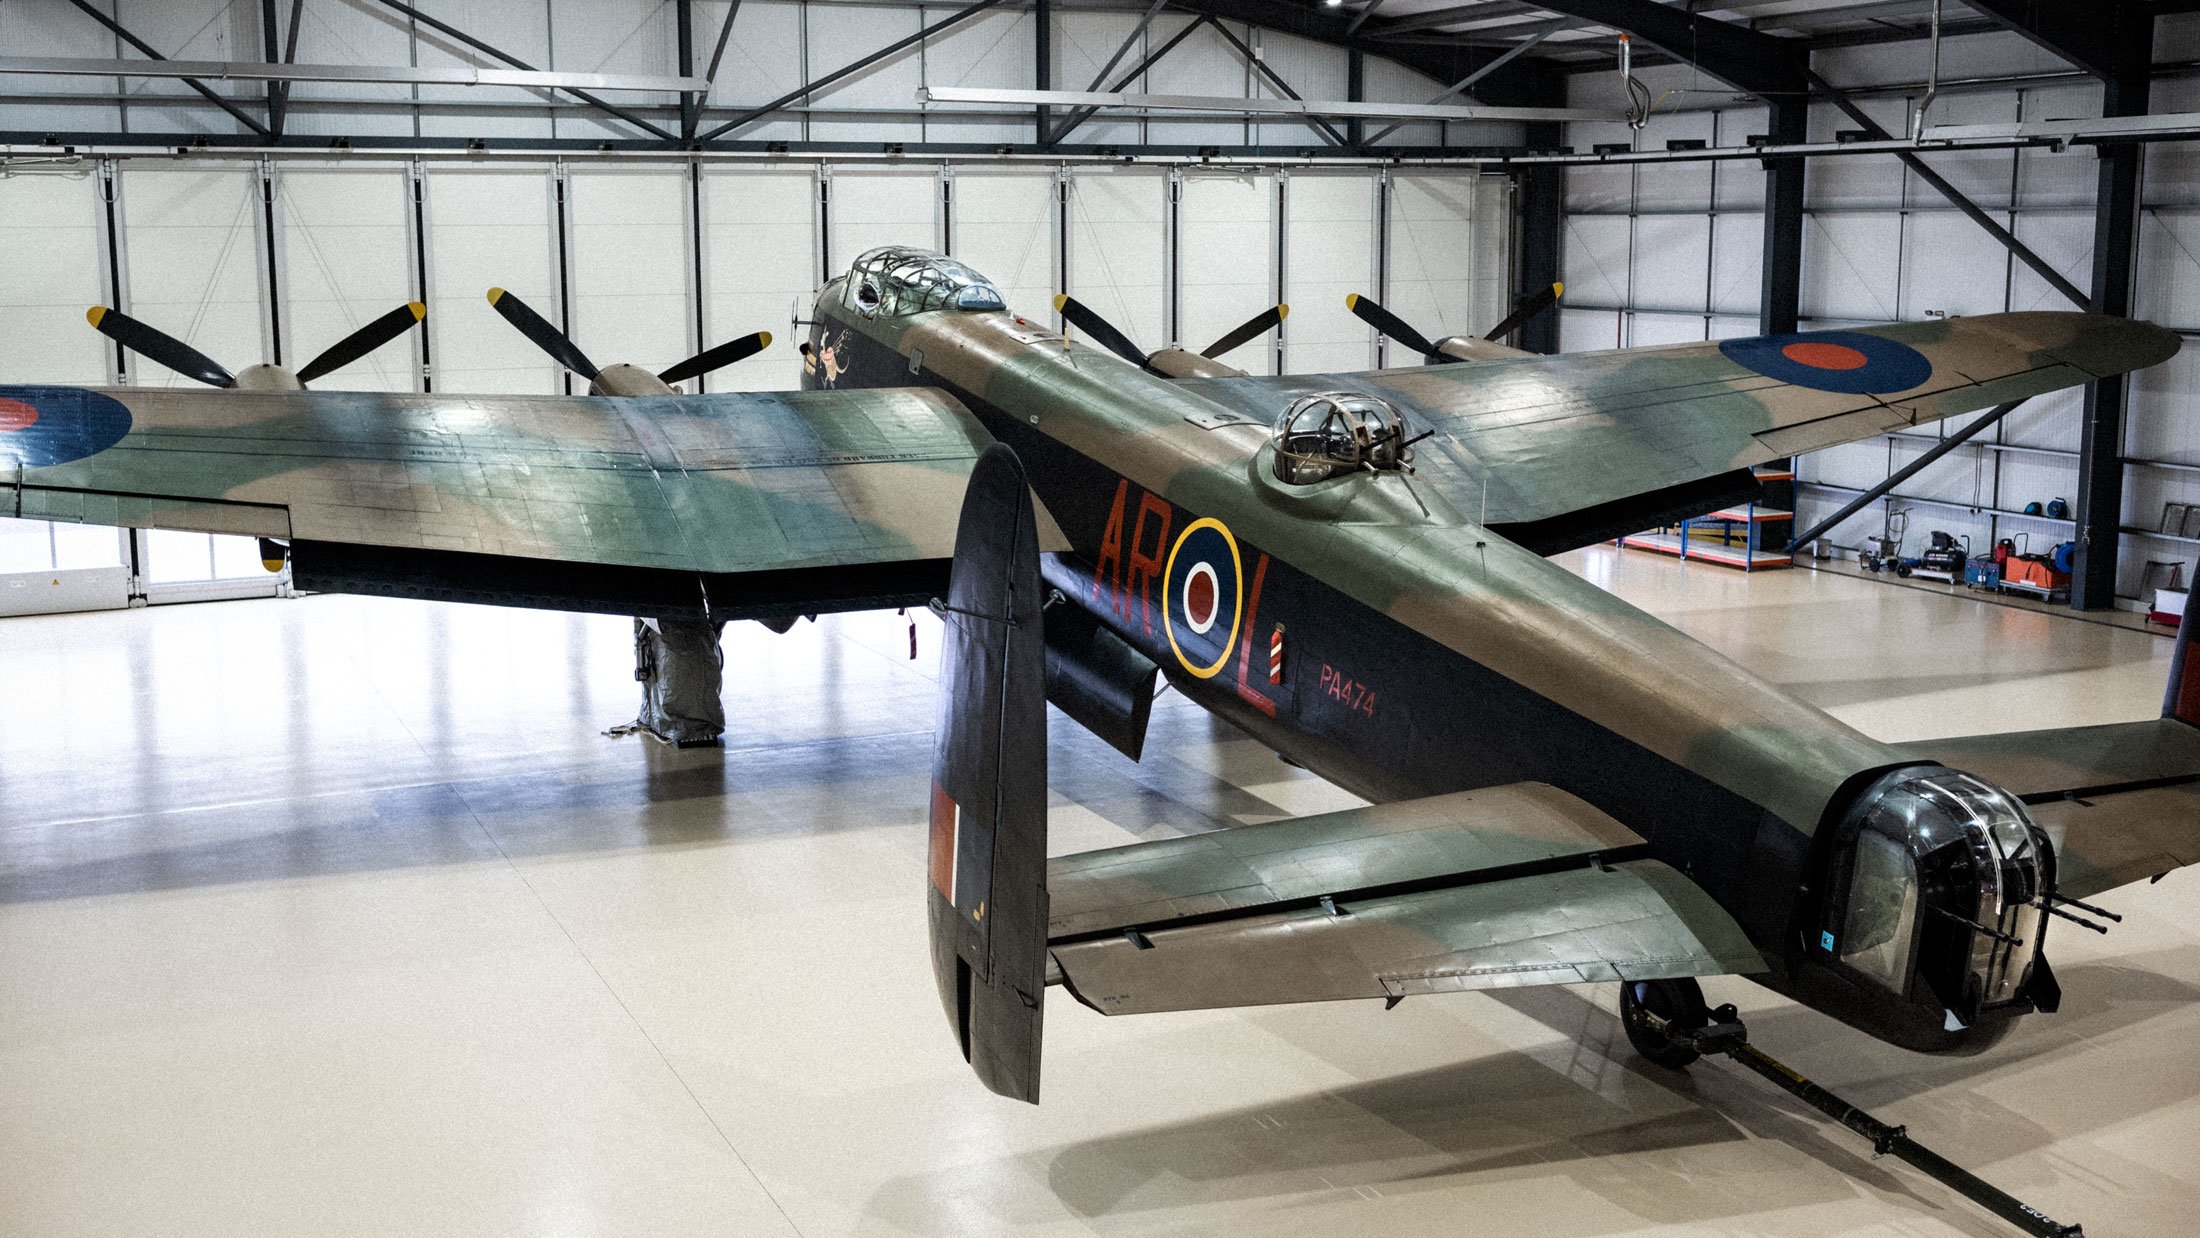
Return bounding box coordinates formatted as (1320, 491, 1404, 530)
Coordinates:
(1271, 392, 1413, 485)
(845, 246, 1006, 317)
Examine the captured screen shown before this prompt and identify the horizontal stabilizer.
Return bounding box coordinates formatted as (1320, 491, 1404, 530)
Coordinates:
(1046, 783, 1762, 1015)
(1896, 718, 2200, 900)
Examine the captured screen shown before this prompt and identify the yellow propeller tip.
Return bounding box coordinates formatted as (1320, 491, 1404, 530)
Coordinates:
(485, 287, 505, 304)
(758, 331, 773, 348)
(408, 301, 427, 320)
(1344, 293, 1360, 310)
(1552, 282, 1565, 298)
(1276, 303, 1290, 320)
(86, 306, 107, 327)
(1052, 293, 1070, 311)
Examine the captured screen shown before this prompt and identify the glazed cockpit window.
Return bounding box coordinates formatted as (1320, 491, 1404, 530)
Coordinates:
(845, 246, 1006, 316)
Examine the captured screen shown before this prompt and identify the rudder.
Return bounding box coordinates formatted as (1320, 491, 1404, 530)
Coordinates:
(928, 443, 1050, 1103)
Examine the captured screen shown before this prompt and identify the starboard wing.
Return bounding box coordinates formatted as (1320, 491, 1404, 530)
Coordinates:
(0, 383, 1057, 616)
(1178, 312, 2179, 553)
(1046, 782, 1764, 1015)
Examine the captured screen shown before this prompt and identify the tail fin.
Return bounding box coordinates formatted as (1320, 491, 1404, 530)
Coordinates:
(928, 443, 1050, 1103)
(2167, 591, 2200, 726)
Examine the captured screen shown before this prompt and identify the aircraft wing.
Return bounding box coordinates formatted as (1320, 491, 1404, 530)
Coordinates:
(1045, 782, 1764, 1015)
(1178, 312, 2179, 553)
(1895, 719, 2200, 901)
(0, 383, 1049, 616)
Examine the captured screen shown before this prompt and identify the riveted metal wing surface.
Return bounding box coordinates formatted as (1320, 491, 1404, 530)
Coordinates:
(0, 384, 1058, 617)
(1179, 312, 2179, 553)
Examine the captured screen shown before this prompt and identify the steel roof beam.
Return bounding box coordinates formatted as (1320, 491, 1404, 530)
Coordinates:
(1956, 0, 2144, 80)
(1490, 0, 1808, 101)
(64, 0, 273, 139)
(698, 0, 1005, 142)
(367, 0, 681, 141)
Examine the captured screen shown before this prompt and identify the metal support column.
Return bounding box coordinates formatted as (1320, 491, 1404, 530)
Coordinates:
(2074, 37, 2153, 610)
(1515, 62, 1566, 356)
(1035, 0, 1052, 146)
(1760, 99, 1806, 336)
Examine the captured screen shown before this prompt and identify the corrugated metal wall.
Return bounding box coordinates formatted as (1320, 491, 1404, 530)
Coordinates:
(1559, 23, 2200, 603)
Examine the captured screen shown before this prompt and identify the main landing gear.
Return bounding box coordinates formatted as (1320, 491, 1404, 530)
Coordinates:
(1617, 978, 2083, 1238)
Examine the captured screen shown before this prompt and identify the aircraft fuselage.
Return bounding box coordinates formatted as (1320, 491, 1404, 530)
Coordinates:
(800, 275, 2055, 1056)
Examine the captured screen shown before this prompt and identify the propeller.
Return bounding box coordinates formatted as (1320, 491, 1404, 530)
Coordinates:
(1201, 304, 1289, 360)
(1053, 294, 1148, 367)
(88, 301, 427, 388)
(486, 287, 598, 380)
(1483, 281, 1564, 344)
(1343, 293, 1443, 361)
(488, 287, 773, 388)
(85, 306, 236, 388)
(658, 330, 773, 386)
(294, 302, 426, 384)
(1052, 294, 1289, 372)
(1346, 281, 1564, 362)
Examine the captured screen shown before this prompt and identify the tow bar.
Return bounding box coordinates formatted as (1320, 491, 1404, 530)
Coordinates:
(1639, 1002, 2083, 1238)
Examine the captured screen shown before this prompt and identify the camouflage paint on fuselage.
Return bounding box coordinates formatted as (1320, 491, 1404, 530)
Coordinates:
(802, 274, 2009, 1051)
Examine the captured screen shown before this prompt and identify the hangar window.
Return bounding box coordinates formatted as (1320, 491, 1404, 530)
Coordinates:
(845, 246, 1005, 316)
(1271, 392, 1414, 485)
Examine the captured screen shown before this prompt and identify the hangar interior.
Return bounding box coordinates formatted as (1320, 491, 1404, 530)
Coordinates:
(4, 2, 2200, 1236)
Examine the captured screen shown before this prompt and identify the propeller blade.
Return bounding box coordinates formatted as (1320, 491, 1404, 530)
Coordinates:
(1053, 294, 1149, 367)
(1199, 303, 1289, 360)
(1483, 281, 1564, 343)
(1344, 293, 1443, 360)
(657, 330, 773, 386)
(486, 287, 599, 380)
(294, 302, 426, 385)
(85, 306, 234, 388)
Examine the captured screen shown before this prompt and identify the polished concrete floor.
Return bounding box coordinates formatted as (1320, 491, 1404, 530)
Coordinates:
(2, 546, 2195, 1237)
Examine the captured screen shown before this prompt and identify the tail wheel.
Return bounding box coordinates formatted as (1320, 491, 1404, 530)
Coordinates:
(1620, 977, 1709, 1069)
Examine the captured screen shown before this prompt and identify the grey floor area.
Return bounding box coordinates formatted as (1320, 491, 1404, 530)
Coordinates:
(2, 545, 2196, 1236)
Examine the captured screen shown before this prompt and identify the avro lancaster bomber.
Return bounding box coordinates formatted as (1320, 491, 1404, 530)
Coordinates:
(2, 246, 2189, 1236)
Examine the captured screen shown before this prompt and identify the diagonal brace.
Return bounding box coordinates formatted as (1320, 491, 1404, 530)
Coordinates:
(1813, 69, 2090, 310)
(699, 0, 1004, 143)
(370, 0, 679, 141)
(68, 0, 273, 138)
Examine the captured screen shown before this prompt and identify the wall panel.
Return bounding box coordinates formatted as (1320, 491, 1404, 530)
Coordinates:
(423, 165, 562, 394)
(1282, 173, 1376, 375)
(949, 170, 1056, 324)
(278, 164, 416, 393)
(827, 169, 940, 273)
(568, 167, 691, 378)
(702, 168, 816, 392)
(1065, 167, 1166, 356)
(118, 165, 268, 387)
(1178, 172, 1275, 373)
(0, 169, 108, 385)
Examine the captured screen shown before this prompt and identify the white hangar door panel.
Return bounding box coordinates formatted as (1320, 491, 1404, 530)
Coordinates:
(702, 168, 816, 392)
(1385, 174, 1507, 362)
(569, 167, 692, 381)
(424, 165, 562, 395)
(0, 169, 127, 617)
(119, 164, 288, 604)
(1282, 173, 1377, 375)
(827, 170, 941, 277)
(948, 170, 1056, 325)
(118, 165, 269, 387)
(1179, 172, 1278, 375)
(1065, 167, 1166, 359)
(277, 164, 416, 394)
